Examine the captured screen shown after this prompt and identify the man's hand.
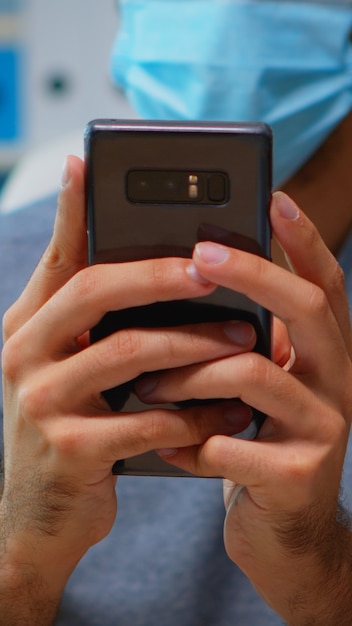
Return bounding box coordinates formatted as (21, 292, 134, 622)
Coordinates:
(138, 192, 352, 625)
(0, 156, 257, 624)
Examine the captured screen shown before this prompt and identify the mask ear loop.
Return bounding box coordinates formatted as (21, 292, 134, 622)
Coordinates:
(231, 484, 246, 506)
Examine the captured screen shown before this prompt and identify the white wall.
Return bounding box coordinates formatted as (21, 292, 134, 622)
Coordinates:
(24, 0, 133, 147)
(0, 0, 134, 168)
(0, 0, 136, 211)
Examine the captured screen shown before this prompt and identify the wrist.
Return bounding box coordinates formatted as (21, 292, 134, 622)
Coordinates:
(0, 518, 87, 626)
(244, 502, 352, 625)
(0, 493, 90, 599)
(1, 532, 83, 587)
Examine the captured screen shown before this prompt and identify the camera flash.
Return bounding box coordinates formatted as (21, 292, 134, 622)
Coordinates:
(188, 174, 199, 199)
(189, 184, 198, 199)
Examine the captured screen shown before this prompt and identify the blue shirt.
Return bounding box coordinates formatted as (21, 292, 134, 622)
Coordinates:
(1, 196, 351, 625)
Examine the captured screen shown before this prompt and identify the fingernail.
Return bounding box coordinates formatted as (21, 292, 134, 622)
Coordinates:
(274, 192, 299, 221)
(156, 448, 178, 457)
(61, 157, 71, 188)
(135, 374, 159, 399)
(224, 321, 255, 346)
(195, 242, 230, 265)
(186, 262, 213, 285)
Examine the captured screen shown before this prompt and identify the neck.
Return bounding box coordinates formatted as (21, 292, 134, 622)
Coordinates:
(273, 111, 352, 267)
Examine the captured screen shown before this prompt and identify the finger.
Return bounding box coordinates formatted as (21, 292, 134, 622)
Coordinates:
(3, 156, 87, 339)
(157, 391, 348, 509)
(10, 256, 218, 361)
(31, 321, 256, 407)
(25, 401, 253, 472)
(136, 351, 337, 435)
(271, 191, 351, 349)
(189, 237, 350, 398)
(157, 426, 346, 512)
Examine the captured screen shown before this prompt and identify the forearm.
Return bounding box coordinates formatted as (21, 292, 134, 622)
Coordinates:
(0, 555, 61, 626)
(266, 555, 352, 625)
(0, 522, 86, 626)
(253, 502, 352, 626)
(0, 527, 66, 626)
(0, 486, 88, 626)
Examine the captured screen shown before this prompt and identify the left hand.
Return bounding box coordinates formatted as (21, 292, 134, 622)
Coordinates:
(136, 191, 352, 624)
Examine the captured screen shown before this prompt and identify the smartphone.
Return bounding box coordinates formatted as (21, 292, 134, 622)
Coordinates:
(85, 119, 272, 477)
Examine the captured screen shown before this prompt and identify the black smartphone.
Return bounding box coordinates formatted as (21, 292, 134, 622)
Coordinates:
(85, 119, 272, 477)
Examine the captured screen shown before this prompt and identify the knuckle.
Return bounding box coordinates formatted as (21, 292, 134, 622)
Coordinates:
(41, 234, 84, 275)
(142, 412, 167, 443)
(68, 266, 100, 303)
(41, 239, 66, 272)
(111, 328, 142, 363)
(244, 353, 270, 388)
(322, 407, 348, 446)
(17, 379, 52, 425)
(118, 412, 167, 456)
(90, 328, 145, 382)
(1, 334, 23, 382)
(147, 259, 170, 293)
(146, 258, 184, 298)
(278, 453, 320, 508)
(54, 429, 84, 458)
(2, 303, 21, 341)
(328, 262, 346, 298)
(285, 453, 314, 485)
(282, 418, 346, 500)
(158, 329, 182, 368)
(305, 284, 330, 320)
(201, 435, 231, 474)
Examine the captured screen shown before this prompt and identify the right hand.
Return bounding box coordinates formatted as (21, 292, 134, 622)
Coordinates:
(1, 156, 259, 589)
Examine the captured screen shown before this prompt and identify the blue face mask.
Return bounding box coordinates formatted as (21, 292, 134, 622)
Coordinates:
(111, 0, 352, 187)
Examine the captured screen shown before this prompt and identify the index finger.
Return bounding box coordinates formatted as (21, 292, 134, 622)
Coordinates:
(271, 192, 351, 350)
(3, 156, 87, 339)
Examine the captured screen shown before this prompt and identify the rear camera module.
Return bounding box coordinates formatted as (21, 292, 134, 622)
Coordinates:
(127, 170, 229, 205)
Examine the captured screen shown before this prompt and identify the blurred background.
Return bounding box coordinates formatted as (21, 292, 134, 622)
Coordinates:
(0, 0, 134, 211)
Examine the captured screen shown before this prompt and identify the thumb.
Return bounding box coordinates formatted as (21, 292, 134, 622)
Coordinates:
(4, 155, 87, 336)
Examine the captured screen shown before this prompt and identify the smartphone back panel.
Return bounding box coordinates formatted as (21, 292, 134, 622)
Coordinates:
(85, 120, 272, 476)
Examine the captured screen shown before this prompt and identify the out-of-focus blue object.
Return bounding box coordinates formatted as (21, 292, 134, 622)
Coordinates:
(0, 48, 21, 141)
(0, 0, 23, 11)
(112, 0, 352, 186)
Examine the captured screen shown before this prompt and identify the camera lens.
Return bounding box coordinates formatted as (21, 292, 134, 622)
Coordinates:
(164, 179, 177, 192)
